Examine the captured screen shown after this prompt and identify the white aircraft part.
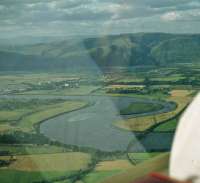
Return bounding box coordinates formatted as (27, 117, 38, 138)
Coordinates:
(170, 93, 200, 182)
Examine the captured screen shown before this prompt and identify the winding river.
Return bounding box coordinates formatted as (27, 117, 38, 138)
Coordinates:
(2, 95, 175, 152)
(38, 95, 175, 152)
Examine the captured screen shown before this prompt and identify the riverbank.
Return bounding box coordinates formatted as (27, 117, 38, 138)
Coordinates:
(0, 98, 90, 133)
(114, 90, 192, 132)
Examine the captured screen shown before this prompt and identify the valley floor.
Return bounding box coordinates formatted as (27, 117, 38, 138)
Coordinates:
(0, 65, 199, 183)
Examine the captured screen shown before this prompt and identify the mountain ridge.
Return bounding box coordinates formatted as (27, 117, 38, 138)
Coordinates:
(0, 33, 200, 71)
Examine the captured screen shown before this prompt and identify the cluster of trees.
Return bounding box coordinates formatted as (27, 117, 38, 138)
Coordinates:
(0, 160, 10, 167)
(0, 131, 50, 145)
(0, 151, 11, 156)
(0, 98, 66, 111)
(107, 86, 170, 95)
(112, 75, 200, 87)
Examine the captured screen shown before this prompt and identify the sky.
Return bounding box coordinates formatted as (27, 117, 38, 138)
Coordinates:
(1, 0, 200, 38)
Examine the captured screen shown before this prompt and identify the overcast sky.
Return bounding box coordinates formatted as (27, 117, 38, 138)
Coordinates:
(1, 0, 200, 38)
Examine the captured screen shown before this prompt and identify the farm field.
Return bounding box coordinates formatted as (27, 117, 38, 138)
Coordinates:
(0, 72, 100, 96)
(95, 160, 133, 171)
(102, 153, 169, 183)
(20, 85, 100, 96)
(83, 152, 164, 183)
(127, 152, 163, 164)
(153, 118, 179, 132)
(83, 170, 121, 183)
(0, 152, 91, 171)
(0, 144, 68, 155)
(0, 152, 91, 183)
(0, 73, 78, 91)
(0, 98, 88, 132)
(0, 170, 72, 183)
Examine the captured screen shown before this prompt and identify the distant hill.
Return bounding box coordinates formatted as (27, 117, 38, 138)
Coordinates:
(151, 36, 200, 65)
(0, 50, 95, 71)
(0, 33, 200, 71)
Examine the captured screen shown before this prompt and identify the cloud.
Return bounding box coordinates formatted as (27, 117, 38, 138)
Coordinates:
(161, 12, 181, 21)
(161, 9, 200, 22)
(1, 0, 200, 38)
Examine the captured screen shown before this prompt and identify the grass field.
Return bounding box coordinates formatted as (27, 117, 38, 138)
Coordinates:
(0, 144, 68, 155)
(95, 160, 133, 171)
(0, 152, 91, 183)
(18, 100, 88, 132)
(83, 170, 121, 183)
(153, 90, 195, 132)
(0, 152, 91, 171)
(153, 118, 178, 132)
(102, 153, 169, 183)
(0, 99, 65, 122)
(0, 124, 16, 133)
(115, 90, 192, 132)
(151, 75, 185, 82)
(21, 85, 100, 96)
(107, 91, 169, 100)
(83, 153, 163, 183)
(0, 99, 88, 132)
(120, 102, 164, 115)
(0, 72, 100, 96)
(0, 73, 80, 91)
(116, 78, 145, 83)
(0, 170, 73, 183)
(127, 152, 163, 164)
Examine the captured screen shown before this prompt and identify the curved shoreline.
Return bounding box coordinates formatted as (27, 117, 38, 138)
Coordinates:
(39, 95, 176, 152)
(120, 101, 177, 118)
(34, 101, 94, 134)
(0, 94, 176, 135)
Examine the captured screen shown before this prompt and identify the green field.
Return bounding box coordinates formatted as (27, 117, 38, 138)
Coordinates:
(0, 99, 88, 132)
(83, 171, 121, 183)
(1, 152, 91, 171)
(0, 170, 73, 183)
(82, 153, 164, 183)
(120, 102, 164, 115)
(20, 85, 100, 96)
(128, 152, 163, 164)
(154, 118, 179, 132)
(0, 144, 68, 155)
(115, 90, 192, 132)
(102, 153, 169, 183)
(0, 152, 91, 183)
(0, 73, 100, 96)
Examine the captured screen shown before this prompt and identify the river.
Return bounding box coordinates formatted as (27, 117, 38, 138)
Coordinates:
(37, 95, 175, 152)
(1, 95, 175, 152)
